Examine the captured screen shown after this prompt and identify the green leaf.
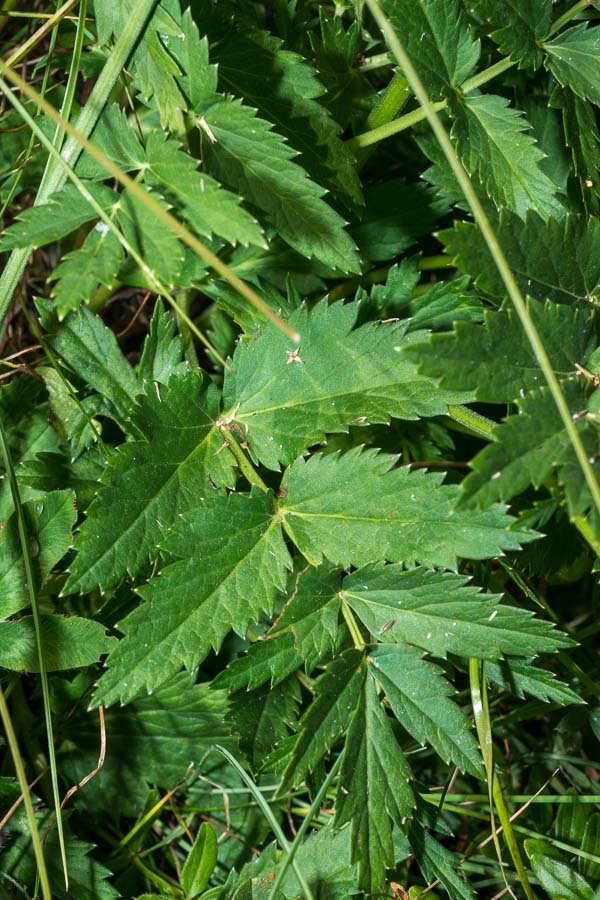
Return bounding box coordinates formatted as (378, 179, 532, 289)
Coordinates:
(131, 13, 187, 134)
(212, 28, 362, 208)
(544, 24, 600, 106)
(485, 658, 583, 706)
(213, 633, 302, 692)
(381, 0, 480, 99)
(279, 448, 536, 570)
(469, 0, 550, 68)
(39, 301, 140, 421)
(0, 490, 77, 618)
(409, 824, 475, 900)
(525, 839, 594, 899)
(168, 8, 219, 110)
(550, 87, 600, 216)
(283, 649, 364, 785)
(223, 299, 469, 470)
(441, 211, 600, 305)
(116, 188, 185, 286)
(0, 614, 116, 672)
(200, 97, 361, 273)
(49, 226, 124, 316)
(370, 645, 483, 776)
(274, 564, 343, 671)
(343, 565, 569, 659)
(60, 673, 232, 817)
(459, 381, 594, 509)
(93, 487, 291, 706)
(181, 823, 218, 897)
(0, 182, 118, 249)
(581, 813, 600, 881)
(229, 677, 300, 772)
(75, 104, 145, 180)
(451, 94, 563, 218)
(143, 131, 265, 248)
(65, 373, 233, 594)
(335, 671, 414, 893)
(406, 298, 596, 402)
(137, 300, 188, 388)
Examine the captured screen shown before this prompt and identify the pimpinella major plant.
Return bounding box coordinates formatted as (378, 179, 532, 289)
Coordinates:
(1, 1, 600, 897)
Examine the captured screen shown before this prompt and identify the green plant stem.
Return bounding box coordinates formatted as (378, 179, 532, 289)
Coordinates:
(0, 58, 299, 345)
(550, 0, 590, 34)
(214, 745, 315, 900)
(0, 415, 68, 888)
(223, 430, 269, 491)
(0, 684, 52, 900)
(447, 404, 496, 440)
(51, 0, 87, 157)
(269, 753, 344, 900)
(365, 0, 600, 523)
(0, 0, 159, 340)
(340, 597, 366, 650)
(366, 69, 411, 132)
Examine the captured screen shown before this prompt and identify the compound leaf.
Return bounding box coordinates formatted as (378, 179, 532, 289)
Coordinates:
(544, 23, 600, 106)
(0, 615, 115, 672)
(469, 0, 550, 68)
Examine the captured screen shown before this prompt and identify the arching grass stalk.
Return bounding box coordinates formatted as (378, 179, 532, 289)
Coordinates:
(214, 745, 315, 900)
(365, 0, 600, 524)
(0, 416, 67, 889)
(0, 79, 232, 372)
(0, 58, 300, 343)
(0, 0, 159, 340)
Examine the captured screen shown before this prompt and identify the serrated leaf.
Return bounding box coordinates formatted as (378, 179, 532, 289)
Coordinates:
(229, 676, 300, 773)
(65, 373, 233, 594)
(460, 381, 594, 509)
(335, 672, 414, 893)
(525, 839, 594, 899)
(279, 448, 536, 570)
(200, 97, 361, 273)
(39, 301, 139, 421)
(0, 490, 77, 618)
(131, 17, 186, 134)
(470, 0, 550, 68)
(75, 104, 145, 180)
(544, 23, 600, 106)
(451, 94, 563, 219)
(116, 188, 184, 286)
(223, 299, 470, 470)
(213, 633, 302, 692)
(274, 565, 342, 671)
(138, 300, 188, 388)
(409, 824, 475, 900)
(50, 226, 124, 316)
(283, 649, 364, 785)
(485, 658, 583, 706)
(441, 211, 600, 305)
(406, 298, 596, 402)
(0, 614, 115, 672)
(93, 487, 291, 705)
(143, 131, 264, 248)
(369, 645, 483, 776)
(0, 182, 118, 249)
(381, 0, 479, 99)
(168, 8, 218, 110)
(550, 87, 600, 215)
(343, 565, 571, 659)
(310, 10, 371, 130)
(61, 673, 232, 817)
(212, 28, 362, 208)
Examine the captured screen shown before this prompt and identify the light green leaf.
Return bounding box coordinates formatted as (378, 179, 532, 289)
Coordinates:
(137, 300, 188, 388)
(116, 188, 185, 286)
(39, 300, 139, 421)
(335, 672, 414, 893)
(75, 104, 145, 180)
(0, 182, 118, 249)
(93, 488, 291, 706)
(283, 649, 364, 785)
(343, 565, 571, 659)
(544, 24, 600, 106)
(0, 615, 116, 672)
(181, 823, 218, 897)
(274, 565, 343, 671)
(485, 658, 583, 706)
(525, 839, 594, 899)
(132, 23, 186, 134)
(279, 448, 536, 570)
(213, 633, 302, 692)
(441, 212, 600, 305)
(406, 298, 596, 402)
(65, 373, 233, 594)
(0, 490, 77, 618)
(169, 8, 218, 110)
(370, 645, 483, 776)
(470, 0, 550, 68)
(451, 94, 563, 219)
(143, 131, 264, 248)
(381, 0, 479, 98)
(50, 226, 124, 317)
(200, 97, 361, 273)
(223, 299, 469, 469)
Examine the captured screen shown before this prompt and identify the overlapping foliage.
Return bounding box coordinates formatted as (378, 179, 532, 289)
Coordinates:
(1, 1, 599, 898)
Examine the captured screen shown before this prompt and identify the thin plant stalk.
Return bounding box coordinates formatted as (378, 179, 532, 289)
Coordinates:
(365, 0, 600, 525)
(0, 416, 68, 888)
